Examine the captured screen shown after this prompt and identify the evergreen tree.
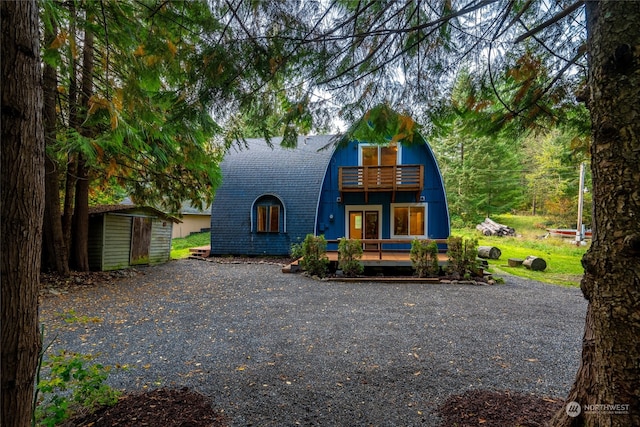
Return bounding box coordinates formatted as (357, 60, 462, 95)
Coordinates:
(1, 1, 45, 424)
(40, 0, 316, 271)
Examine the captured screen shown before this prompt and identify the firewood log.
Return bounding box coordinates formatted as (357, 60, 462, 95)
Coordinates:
(477, 246, 502, 259)
(523, 255, 547, 271)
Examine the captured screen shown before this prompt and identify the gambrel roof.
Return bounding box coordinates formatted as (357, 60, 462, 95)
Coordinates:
(210, 135, 336, 255)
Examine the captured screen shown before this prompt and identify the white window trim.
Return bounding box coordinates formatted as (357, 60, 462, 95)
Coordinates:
(390, 202, 428, 239)
(358, 143, 402, 166)
(345, 205, 382, 240)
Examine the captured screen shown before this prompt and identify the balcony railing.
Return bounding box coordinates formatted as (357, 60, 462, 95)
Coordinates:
(338, 164, 424, 202)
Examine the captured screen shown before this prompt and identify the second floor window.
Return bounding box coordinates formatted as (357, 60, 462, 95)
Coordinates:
(360, 143, 400, 166)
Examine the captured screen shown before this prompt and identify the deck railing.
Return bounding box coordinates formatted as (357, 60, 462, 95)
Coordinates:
(338, 165, 423, 201)
(327, 238, 448, 260)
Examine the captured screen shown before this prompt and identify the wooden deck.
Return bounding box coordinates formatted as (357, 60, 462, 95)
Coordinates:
(324, 238, 448, 266)
(190, 239, 450, 270)
(325, 250, 448, 267)
(283, 250, 448, 274)
(339, 164, 424, 202)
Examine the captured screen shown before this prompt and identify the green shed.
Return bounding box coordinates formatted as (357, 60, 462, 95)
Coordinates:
(88, 205, 180, 271)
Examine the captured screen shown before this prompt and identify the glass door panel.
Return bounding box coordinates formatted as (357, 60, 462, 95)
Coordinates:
(349, 212, 363, 240)
(364, 211, 379, 250)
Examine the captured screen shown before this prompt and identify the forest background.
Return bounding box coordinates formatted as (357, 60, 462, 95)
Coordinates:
(36, 0, 592, 279)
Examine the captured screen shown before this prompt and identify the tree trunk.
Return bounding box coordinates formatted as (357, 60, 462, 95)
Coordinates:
(552, 2, 640, 426)
(1, 1, 45, 425)
(42, 15, 70, 275)
(63, 2, 79, 263)
(73, 153, 90, 271)
(71, 20, 94, 272)
(62, 155, 77, 260)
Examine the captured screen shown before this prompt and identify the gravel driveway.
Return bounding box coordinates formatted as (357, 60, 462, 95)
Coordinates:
(39, 259, 587, 426)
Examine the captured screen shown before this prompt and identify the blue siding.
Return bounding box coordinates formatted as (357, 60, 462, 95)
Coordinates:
(317, 138, 450, 250)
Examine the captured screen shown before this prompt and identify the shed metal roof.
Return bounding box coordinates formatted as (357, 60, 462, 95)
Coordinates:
(88, 205, 181, 223)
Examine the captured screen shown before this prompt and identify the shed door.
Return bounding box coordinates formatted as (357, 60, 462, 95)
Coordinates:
(130, 217, 152, 265)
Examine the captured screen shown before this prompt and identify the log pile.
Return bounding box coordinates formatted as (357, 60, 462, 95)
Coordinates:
(476, 217, 515, 237)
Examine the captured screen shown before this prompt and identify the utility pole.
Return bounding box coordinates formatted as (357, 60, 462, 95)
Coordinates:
(576, 162, 585, 243)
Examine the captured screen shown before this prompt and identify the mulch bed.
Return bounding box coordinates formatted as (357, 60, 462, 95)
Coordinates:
(61, 387, 563, 426)
(61, 388, 229, 427)
(437, 389, 564, 426)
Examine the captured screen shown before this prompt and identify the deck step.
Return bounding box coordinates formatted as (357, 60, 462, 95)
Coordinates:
(188, 246, 210, 258)
(282, 259, 301, 274)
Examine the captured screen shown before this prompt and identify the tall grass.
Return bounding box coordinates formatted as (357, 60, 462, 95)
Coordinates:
(454, 214, 589, 287)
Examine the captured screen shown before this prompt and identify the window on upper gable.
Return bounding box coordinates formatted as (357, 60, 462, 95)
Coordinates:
(359, 143, 400, 166)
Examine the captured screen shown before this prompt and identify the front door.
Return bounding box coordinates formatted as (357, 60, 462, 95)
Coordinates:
(349, 211, 363, 239)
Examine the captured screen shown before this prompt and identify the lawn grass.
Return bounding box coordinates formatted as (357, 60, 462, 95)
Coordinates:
(171, 231, 210, 259)
(453, 214, 588, 287)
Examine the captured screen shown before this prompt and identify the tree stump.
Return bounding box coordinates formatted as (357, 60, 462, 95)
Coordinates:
(478, 246, 502, 259)
(523, 255, 547, 271)
(508, 258, 523, 267)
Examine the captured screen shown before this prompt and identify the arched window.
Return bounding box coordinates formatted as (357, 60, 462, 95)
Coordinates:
(251, 194, 286, 233)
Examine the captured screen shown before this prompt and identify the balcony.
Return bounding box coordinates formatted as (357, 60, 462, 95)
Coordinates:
(338, 164, 424, 202)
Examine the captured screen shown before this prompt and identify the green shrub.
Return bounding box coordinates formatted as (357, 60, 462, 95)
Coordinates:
(290, 238, 303, 259)
(447, 235, 479, 278)
(410, 239, 440, 278)
(338, 238, 364, 277)
(34, 350, 121, 426)
(299, 234, 329, 278)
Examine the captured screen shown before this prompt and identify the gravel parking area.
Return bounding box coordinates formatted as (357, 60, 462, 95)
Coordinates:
(40, 259, 587, 426)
